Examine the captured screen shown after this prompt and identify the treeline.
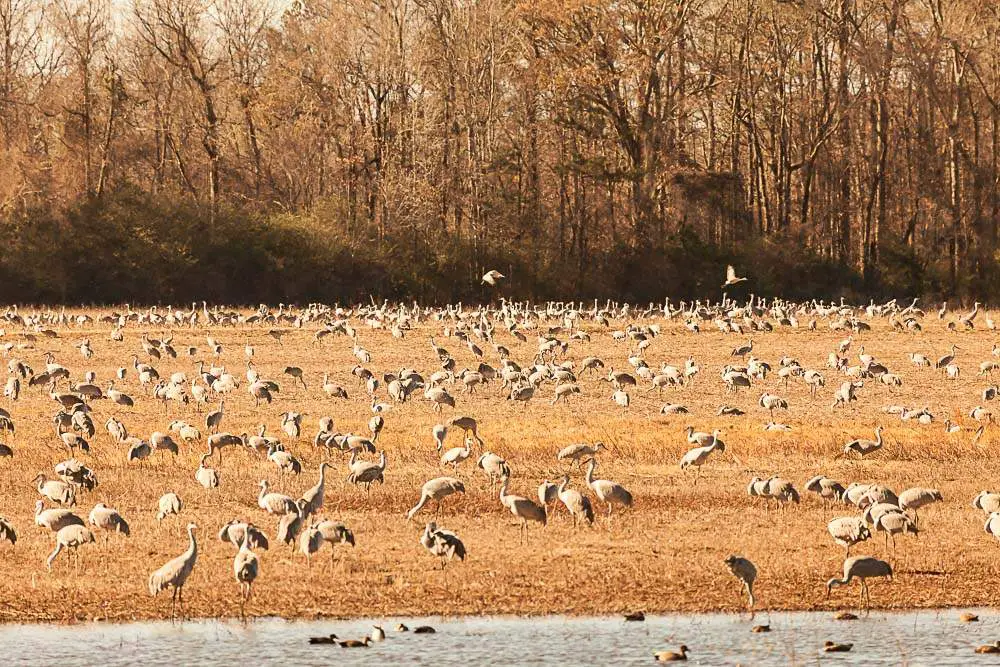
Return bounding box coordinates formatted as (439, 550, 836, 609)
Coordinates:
(0, 0, 998, 303)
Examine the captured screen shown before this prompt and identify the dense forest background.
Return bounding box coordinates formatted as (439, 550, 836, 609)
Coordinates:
(0, 0, 997, 304)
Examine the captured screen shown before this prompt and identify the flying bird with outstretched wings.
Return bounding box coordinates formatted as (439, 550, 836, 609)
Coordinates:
(723, 265, 747, 288)
(481, 270, 505, 286)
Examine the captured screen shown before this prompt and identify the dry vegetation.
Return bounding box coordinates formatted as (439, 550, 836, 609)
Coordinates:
(0, 309, 998, 623)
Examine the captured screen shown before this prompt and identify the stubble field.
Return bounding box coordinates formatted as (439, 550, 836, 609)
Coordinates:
(0, 307, 996, 623)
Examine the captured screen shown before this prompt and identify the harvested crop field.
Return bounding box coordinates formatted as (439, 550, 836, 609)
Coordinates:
(0, 304, 997, 623)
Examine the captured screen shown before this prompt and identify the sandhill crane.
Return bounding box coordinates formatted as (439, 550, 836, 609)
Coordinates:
(936, 344, 959, 371)
(283, 366, 306, 389)
(557, 474, 594, 527)
(585, 458, 633, 519)
(424, 387, 455, 412)
(828, 516, 871, 556)
(731, 339, 753, 359)
(156, 492, 183, 520)
(606, 368, 637, 390)
(557, 442, 606, 467)
(206, 432, 243, 464)
(898, 488, 942, 525)
(248, 380, 273, 407)
(88, 503, 129, 541)
(205, 400, 225, 433)
(148, 522, 198, 617)
(60, 432, 90, 456)
(300, 462, 329, 518)
(874, 511, 917, 551)
(723, 264, 747, 288)
(195, 454, 219, 489)
(218, 520, 269, 551)
(765, 476, 800, 508)
(985, 512, 1000, 542)
(805, 476, 846, 506)
(106, 382, 134, 407)
(34, 500, 83, 531)
(685, 427, 717, 446)
(679, 431, 725, 481)
(724, 555, 757, 614)
(611, 389, 630, 412)
(126, 438, 152, 464)
(0, 516, 15, 545)
(432, 424, 448, 451)
(440, 436, 473, 468)
(233, 532, 259, 612)
(552, 382, 580, 404)
(47, 524, 95, 571)
(280, 411, 302, 440)
(844, 426, 884, 458)
(974, 491, 1000, 514)
(407, 477, 466, 520)
(298, 524, 323, 564)
(34, 474, 76, 506)
(150, 431, 179, 457)
(538, 480, 558, 508)
(499, 475, 547, 542)
(476, 451, 510, 486)
(420, 521, 466, 568)
(758, 392, 788, 417)
(826, 556, 892, 609)
(323, 373, 348, 399)
(747, 476, 771, 510)
(660, 403, 689, 414)
(832, 380, 862, 408)
(258, 480, 297, 515)
(446, 415, 484, 446)
(481, 269, 505, 286)
(267, 443, 301, 475)
(276, 500, 306, 548)
(347, 450, 386, 493)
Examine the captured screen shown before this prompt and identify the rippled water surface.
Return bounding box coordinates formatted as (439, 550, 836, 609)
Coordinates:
(4, 609, 1000, 665)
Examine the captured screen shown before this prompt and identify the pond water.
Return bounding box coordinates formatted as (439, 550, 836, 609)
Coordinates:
(3, 609, 998, 666)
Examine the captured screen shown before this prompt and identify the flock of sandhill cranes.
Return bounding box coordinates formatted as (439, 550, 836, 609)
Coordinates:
(0, 291, 995, 653)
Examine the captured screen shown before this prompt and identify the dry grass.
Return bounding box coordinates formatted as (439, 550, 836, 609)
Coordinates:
(0, 311, 998, 623)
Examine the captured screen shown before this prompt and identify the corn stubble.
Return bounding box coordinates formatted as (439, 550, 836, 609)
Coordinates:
(0, 314, 995, 622)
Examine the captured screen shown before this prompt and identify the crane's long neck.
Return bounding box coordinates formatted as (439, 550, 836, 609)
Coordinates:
(558, 476, 569, 494)
(187, 528, 197, 557)
(585, 461, 596, 486)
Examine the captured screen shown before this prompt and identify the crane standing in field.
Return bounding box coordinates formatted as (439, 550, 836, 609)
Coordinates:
(826, 556, 893, 610)
(724, 555, 757, 616)
(148, 523, 198, 618)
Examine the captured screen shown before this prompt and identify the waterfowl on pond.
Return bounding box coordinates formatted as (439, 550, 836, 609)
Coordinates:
(834, 612, 858, 621)
(413, 626, 436, 634)
(654, 645, 689, 661)
(395, 623, 409, 632)
(960, 612, 979, 623)
(824, 641, 853, 653)
(338, 637, 372, 648)
(751, 624, 770, 633)
(624, 611, 645, 621)
(976, 641, 1000, 654)
(308, 634, 337, 644)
